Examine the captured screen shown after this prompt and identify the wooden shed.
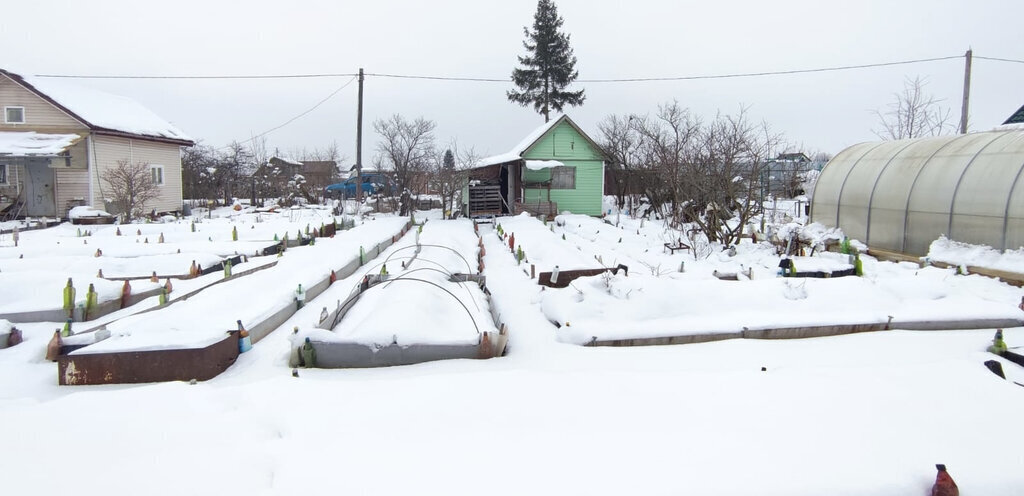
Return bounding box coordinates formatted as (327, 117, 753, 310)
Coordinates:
(463, 115, 605, 217)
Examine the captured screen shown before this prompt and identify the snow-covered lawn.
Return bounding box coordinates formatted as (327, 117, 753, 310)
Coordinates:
(1, 208, 1023, 495)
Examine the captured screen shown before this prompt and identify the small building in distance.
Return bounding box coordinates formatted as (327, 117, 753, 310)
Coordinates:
(253, 156, 339, 201)
(463, 114, 605, 218)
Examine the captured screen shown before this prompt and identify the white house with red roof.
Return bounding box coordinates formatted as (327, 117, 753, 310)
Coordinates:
(0, 68, 193, 218)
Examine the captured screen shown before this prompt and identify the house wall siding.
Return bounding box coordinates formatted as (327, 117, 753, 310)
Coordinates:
(521, 120, 604, 216)
(0, 75, 87, 132)
(522, 161, 604, 215)
(93, 135, 183, 214)
(524, 121, 604, 161)
(53, 140, 90, 216)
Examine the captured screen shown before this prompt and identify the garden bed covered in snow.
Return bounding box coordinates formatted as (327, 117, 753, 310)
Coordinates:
(294, 219, 503, 368)
(57, 217, 412, 384)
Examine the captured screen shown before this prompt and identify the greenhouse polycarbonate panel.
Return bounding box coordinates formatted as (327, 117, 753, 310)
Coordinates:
(1005, 217, 1024, 252)
(868, 138, 948, 251)
(811, 142, 878, 227)
(996, 137, 1024, 250)
(905, 133, 1001, 254)
(905, 211, 950, 255)
(950, 133, 1024, 247)
(837, 142, 910, 242)
(867, 207, 905, 252)
(952, 214, 1005, 248)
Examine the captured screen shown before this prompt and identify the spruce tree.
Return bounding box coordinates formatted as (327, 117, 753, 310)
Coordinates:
(508, 0, 585, 122)
(443, 149, 455, 171)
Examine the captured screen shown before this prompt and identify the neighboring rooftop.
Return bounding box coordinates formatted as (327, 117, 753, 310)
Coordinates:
(1, 68, 193, 144)
(1003, 103, 1024, 125)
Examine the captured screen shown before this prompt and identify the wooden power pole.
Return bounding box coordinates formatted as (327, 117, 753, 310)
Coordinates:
(959, 49, 972, 135)
(356, 67, 365, 202)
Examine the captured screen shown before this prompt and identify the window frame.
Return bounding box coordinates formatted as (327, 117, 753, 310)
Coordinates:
(0, 163, 8, 185)
(550, 166, 576, 189)
(4, 106, 26, 124)
(150, 165, 165, 186)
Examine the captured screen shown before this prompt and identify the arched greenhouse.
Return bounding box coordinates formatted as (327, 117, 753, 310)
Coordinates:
(810, 130, 1024, 256)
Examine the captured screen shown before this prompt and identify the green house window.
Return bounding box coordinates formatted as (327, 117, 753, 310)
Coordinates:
(551, 166, 575, 189)
(0, 163, 7, 185)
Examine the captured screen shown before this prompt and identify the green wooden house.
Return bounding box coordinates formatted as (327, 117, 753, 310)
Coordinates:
(464, 115, 606, 217)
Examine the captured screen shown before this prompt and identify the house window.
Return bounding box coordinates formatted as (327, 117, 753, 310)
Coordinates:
(4, 106, 25, 124)
(0, 163, 7, 185)
(150, 165, 164, 186)
(550, 166, 575, 189)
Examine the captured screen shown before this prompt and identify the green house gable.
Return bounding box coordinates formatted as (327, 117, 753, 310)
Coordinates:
(520, 118, 605, 216)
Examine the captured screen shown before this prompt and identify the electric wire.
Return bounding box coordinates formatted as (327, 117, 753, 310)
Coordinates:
(369, 55, 966, 83)
(33, 73, 358, 80)
(31, 54, 973, 83)
(975, 55, 1024, 65)
(27, 52, 1009, 145)
(219, 75, 357, 148)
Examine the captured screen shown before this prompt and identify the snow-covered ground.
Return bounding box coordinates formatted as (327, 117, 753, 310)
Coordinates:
(2, 206, 1024, 495)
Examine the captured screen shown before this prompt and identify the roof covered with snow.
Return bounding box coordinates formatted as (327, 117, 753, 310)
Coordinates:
(0, 131, 83, 156)
(476, 116, 565, 168)
(1, 69, 193, 145)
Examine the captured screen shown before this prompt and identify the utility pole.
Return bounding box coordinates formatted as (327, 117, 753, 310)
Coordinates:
(959, 49, 972, 135)
(356, 67, 364, 202)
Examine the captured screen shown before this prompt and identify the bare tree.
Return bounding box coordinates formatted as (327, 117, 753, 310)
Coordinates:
(630, 101, 701, 222)
(102, 160, 161, 222)
(597, 114, 645, 210)
(874, 76, 953, 140)
(247, 135, 271, 206)
(373, 114, 436, 216)
(426, 141, 478, 219)
(601, 103, 782, 247)
(182, 141, 219, 204)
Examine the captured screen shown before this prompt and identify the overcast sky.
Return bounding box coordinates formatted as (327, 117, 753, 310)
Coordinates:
(4, 0, 1023, 164)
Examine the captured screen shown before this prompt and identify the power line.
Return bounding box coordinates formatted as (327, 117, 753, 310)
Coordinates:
(577, 55, 964, 82)
(975, 55, 1024, 65)
(34, 73, 358, 80)
(218, 75, 357, 150)
(365, 72, 507, 82)
(33, 54, 965, 84)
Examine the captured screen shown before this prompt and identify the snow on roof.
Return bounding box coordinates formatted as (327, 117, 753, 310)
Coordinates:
(271, 156, 303, 166)
(476, 116, 564, 167)
(994, 122, 1024, 132)
(18, 75, 192, 143)
(0, 131, 82, 156)
(524, 159, 564, 170)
